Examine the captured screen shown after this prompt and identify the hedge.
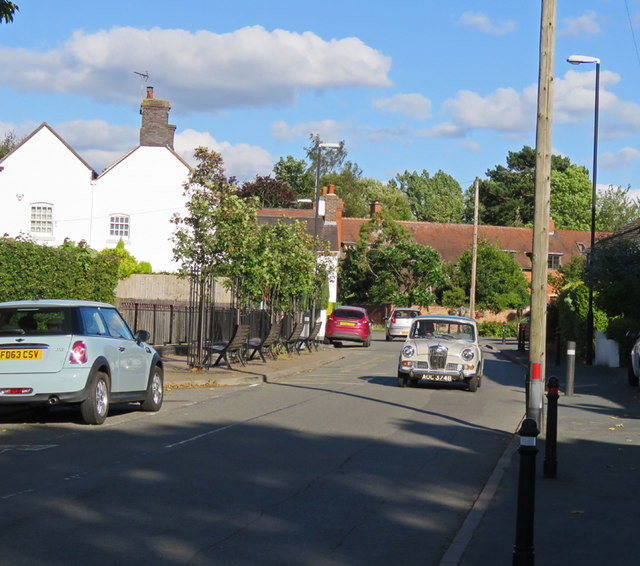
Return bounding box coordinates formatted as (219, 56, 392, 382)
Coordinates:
(0, 238, 119, 303)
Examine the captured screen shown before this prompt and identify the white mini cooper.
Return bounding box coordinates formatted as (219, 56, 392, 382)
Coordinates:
(0, 299, 163, 424)
(397, 314, 483, 392)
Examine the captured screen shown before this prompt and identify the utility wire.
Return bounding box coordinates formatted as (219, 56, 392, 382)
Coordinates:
(624, 0, 640, 69)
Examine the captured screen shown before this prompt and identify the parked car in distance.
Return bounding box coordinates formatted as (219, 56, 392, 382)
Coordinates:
(325, 306, 372, 347)
(397, 314, 483, 392)
(627, 330, 640, 387)
(385, 307, 420, 341)
(0, 299, 163, 424)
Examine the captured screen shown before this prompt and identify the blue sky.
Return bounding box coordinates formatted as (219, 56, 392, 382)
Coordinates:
(2, 1, 640, 198)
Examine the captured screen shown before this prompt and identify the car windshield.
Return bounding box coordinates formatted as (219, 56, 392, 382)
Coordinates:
(333, 309, 365, 320)
(394, 310, 419, 319)
(0, 307, 75, 336)
(410, 319, 475, 341)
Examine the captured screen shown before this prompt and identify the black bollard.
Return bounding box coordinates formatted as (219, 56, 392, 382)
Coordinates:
(502, 321, 507, 344)
(513, 418, 539, 566)
(543, 377, 559, 478)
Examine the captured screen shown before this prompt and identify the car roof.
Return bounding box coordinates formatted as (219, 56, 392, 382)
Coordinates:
(393, 307, 420, 312)
(0, 299, 116, 309)
(414, 314, 477, 325)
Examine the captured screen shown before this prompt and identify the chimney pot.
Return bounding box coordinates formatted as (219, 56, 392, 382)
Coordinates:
(146, 86, 154, 99)
(329, 184, 335, 194)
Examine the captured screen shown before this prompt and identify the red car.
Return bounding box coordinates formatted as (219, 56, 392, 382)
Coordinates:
(325, 306, 372, 347)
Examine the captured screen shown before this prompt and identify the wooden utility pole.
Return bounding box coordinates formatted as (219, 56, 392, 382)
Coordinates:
(529, 0, 556, 425)
(470, 177, 479, 319)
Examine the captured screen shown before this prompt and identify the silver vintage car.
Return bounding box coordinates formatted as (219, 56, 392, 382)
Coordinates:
(397, 314, 483, 392)
(0, 299, 163, 424)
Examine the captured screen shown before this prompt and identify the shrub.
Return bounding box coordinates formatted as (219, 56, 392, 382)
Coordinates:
(478, 320, 518, 338)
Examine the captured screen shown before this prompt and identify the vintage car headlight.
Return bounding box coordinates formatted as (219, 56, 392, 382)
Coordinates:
(402, 344, 415, 358)
(461, 348, 475, 362)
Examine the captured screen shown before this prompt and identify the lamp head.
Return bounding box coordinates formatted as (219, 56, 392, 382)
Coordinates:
(567, 54, 600, 65)
(318, 142, 340, 150)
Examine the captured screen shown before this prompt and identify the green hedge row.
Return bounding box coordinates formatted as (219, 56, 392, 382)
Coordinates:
(0, 238, 119, 303)
(478, 320, 519, 338)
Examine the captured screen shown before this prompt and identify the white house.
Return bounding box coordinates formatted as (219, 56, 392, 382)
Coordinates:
(0, 87, 191, 272)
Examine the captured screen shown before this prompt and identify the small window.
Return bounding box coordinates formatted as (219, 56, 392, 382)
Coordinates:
(30, 203, 53, 234)
(109, 214, 130, 238)
(548, 254, 561, 269)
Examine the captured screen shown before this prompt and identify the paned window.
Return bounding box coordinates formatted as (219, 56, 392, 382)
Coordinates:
(30, 204, 53, 234)
(109, 215, 130, 238)
(547, 254, 561, 269)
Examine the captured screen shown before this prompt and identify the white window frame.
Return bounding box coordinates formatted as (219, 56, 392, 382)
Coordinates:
(30, 203, 54, 238)
(109, 214, 130, 241)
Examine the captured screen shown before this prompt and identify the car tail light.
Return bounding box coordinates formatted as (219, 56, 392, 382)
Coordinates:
(1, 387, 34, 395)
(392, 317, 396, 324)
(69, 341, 87, 364)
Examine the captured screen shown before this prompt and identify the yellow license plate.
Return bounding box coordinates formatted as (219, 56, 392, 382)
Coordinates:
(0, 349, 43, 360)
(339, 322, 355, 326)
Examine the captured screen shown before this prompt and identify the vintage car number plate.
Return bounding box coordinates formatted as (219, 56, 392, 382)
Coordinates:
(423, 374, 453, 382)
(0, 349, 43, 361)
(339, 321, 356, 326)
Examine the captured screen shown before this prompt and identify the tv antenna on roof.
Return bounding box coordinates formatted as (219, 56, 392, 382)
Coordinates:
(134, 70, 150, 100)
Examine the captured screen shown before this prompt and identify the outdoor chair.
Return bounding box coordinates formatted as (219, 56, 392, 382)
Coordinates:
(247, 320, 282, 363)
(296, 321, 322, 353)
(204, 324, 251, 370)
(283, 322, 304, 355)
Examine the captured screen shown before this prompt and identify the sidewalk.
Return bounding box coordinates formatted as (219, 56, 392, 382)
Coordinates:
(161, 343, 343, 388)
(457, 338, 640, 565)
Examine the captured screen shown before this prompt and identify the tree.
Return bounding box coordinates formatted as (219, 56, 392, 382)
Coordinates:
(238, 175, 297, 208)
(389, 169, 464, 223)
(273, 155, 314, 199)
(479, 146, 591, 229)
(99, 240, 152, 278)
(0, 130, 21, 159)
(0, 1, 18, 23)
(456, 240, 530, 312)
(338, 213, 442, 306)
(596, 184, 640, 233)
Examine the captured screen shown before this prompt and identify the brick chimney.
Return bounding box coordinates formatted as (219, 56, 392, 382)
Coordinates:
(140, 87, 176, 149)
(370, 201, 382, 217)
(325, 184, 338, 221)
(549, 218, 555, 235)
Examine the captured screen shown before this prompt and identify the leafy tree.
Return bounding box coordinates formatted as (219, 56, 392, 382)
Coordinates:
(389, 169, 464, 223)
(596, 184, 640, 232)
(238, 175, 297, 208)
(588, 236, 640, 320)
(456, 240, 530, 312)
(305, 134, 347, 177)
(550, 164, 592, 230)
(99, 240, 152, 278)
(0, 130, 21, 159)
(338, 213, 442, 306)
(0, 1, 18, 23)
(479, 146, 591, 229)
(273, 156, 314, 199)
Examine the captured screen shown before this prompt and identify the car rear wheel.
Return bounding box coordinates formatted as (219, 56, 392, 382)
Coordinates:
(628, 362, 639, 387)
(363, 336, 371, 347)
(141, 365, 164, 411)
(81, 371, 109, 425)
(386, 333, 392, 342)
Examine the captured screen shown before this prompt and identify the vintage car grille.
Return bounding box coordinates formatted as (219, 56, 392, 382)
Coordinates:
(429, 345, 448, 370)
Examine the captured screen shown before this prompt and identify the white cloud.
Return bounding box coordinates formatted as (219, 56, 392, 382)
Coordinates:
(558, 10, 602, 37)
(0, 26, 392, 112)
(458, 11, 516, 36)
(372, 93, 432, 120)
(270, 119, 345, 144)
(600, 147, 640, 169)
(175, 129, 273, 182)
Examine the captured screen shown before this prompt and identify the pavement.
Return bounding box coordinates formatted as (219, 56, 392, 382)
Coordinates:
(160, 337, 640, 565)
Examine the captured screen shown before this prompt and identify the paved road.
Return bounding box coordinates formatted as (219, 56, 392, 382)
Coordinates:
(0, 334, 526, 566)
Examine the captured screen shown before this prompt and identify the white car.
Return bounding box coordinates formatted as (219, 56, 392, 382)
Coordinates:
(385, 307, 420, 341)
(397, 314, 483, 392)
(0, 299, 163, 424)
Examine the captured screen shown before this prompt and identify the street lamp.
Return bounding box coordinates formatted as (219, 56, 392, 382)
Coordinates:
(567, 54, 600, 365)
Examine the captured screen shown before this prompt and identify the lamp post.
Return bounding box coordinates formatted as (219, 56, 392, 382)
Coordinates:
(567, 54, 600, 365)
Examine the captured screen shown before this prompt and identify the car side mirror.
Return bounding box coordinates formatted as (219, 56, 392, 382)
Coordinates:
(135, 329, 151, 344)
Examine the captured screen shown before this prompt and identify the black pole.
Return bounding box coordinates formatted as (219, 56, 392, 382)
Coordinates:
(513, 418, 540, 566)
(543, 377, 559, 478)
